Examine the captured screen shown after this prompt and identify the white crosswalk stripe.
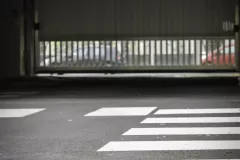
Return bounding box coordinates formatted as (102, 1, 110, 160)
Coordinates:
(154, 108, 240, 115)
(98, 140, 240, 152)
(0, 109, 46, 118)
(85, 107, 157, 116)
(141, 117, 240, 124)
(123, 127, 240, 135)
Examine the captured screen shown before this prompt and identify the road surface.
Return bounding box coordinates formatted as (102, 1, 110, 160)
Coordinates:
(0, 78, 240, 160)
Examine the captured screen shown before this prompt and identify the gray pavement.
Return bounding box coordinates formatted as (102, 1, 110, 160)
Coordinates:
(0, 86, 240, 160)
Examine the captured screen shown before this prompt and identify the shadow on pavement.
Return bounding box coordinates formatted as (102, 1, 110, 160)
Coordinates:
(0, 76, 239, 99)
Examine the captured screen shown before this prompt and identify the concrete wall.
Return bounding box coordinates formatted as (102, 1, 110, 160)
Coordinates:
(0, 0, 23, 79)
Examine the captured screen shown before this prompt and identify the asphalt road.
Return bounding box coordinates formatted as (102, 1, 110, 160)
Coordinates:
(0, 78, 240, 160)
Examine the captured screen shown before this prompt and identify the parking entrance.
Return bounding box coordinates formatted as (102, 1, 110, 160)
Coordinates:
(34, 0, 239, 73)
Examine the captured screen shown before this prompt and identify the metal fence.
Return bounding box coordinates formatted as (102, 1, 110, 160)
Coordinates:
(36, 37, 236, 72)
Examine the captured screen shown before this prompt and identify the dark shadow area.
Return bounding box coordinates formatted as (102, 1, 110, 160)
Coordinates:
(0, 76, 239, 99)
(0, 76, 238, 88)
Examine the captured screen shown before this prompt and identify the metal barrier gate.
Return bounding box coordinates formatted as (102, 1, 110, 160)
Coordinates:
(35, 0, 238, 73)
(37, 37, 236, 72)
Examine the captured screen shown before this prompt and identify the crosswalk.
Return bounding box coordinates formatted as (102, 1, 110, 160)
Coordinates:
(85, 107, 240, 155)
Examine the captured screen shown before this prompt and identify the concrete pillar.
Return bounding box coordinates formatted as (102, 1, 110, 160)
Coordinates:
(0, 0, 24, 79)
(23, 0, 35, 76)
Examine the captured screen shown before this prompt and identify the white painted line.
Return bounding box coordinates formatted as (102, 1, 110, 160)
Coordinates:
(0, 109, 46, 118)
(85, 107, 157, 116)
(98, 140, 240, 152)
(154, 108, 240, 115)
(123, 127, 240, 136)
(141, 117, 240, 124)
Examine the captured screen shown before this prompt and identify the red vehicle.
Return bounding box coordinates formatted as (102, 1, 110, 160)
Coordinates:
(202, 44, 235, 65)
